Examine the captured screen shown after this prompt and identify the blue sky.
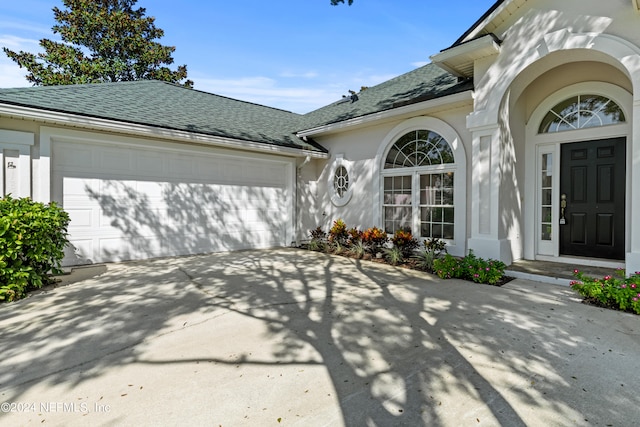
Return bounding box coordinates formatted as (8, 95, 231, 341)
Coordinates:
(0, 0, 496, 113)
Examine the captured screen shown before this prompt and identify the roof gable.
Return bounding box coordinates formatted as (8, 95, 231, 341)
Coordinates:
(299, 63, 473, 131)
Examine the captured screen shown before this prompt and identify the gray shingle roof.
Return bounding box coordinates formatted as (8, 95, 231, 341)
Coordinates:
(298, 63, 473, 131)
(0, 80, 325, 152)
(0, 63, 471, 150)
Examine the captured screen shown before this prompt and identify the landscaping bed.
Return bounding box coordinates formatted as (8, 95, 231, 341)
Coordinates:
(304, 219, 511, 287)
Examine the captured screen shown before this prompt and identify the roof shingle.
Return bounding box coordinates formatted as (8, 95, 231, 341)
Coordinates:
(0, 63, 471, 151)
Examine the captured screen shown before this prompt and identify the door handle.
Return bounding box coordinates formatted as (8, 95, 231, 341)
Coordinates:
(560, 193, 567, 225)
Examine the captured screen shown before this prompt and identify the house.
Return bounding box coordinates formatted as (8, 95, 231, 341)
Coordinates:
(1, 0, 639, 274)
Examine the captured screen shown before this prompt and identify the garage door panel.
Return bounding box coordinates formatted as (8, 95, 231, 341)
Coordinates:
(66, 238, 95, 263)
(66, 209, 93, 228)
(54, 140, 291, 265)
(55, 146, 94, 170)
(135, 181, 165, 200)
(136, 153, 164, 175)
(99, 150, 132, 172)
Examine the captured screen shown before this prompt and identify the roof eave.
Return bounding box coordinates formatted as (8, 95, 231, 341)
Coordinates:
(431, 34, 501, 79)
(452, 0, 509, 46)
(296, 90, 474, 138)
(0, 102, 328, 159)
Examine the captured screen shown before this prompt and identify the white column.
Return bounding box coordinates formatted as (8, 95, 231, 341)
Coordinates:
(627, 99, 640, 275)
(467, 121, 513, 264)
(34, 128, 52, 203)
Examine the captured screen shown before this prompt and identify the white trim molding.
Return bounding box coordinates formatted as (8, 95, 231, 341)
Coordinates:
(0, 103, 327, 160)
(297, 91, 473, 138)
(525, 82, 634, 269)
(373, 116, 467, 256)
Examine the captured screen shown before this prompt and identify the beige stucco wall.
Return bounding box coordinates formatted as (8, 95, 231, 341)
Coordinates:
(299, 105, 474, 253)
(302, 0, 640, 265)
(466, 0, 640, 265)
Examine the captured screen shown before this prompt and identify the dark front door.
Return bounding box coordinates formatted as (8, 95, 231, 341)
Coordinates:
(560, 138, 625, 260)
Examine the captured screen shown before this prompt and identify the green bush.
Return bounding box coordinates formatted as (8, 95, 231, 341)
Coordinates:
(308, 227, 327, 252)
(433, 251, 506, 285)
(0, 196, 70, 302)
(417, 237, 448, 271)
(571, 269, 640, 315)
(433, 253, 463, 279)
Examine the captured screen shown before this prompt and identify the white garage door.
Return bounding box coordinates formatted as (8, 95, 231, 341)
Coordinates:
(52, 140, 293, 265)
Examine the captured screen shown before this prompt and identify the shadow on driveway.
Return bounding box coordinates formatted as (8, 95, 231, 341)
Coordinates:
(1, 248, 639, 426)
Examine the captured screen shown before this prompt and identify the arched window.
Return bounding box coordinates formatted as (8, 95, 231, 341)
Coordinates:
(384, 130, 454, 168)
(382, 130, 456, 239)
(539, 94, 625, 133)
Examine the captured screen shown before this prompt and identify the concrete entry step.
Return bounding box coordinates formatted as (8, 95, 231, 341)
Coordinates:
(505, 259, 621, 286)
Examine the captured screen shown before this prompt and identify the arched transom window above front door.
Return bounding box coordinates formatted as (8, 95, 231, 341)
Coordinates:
(538, 94, 625, 134)
(382, 129, 456, 240)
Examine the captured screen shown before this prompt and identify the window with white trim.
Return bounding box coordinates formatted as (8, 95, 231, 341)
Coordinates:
(539, 94, 625, 133)
(382, 130, 455, 238)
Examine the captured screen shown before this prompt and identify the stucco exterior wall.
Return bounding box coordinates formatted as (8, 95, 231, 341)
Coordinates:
(463, 0, 640, 268)
(301, 105, 473, 255)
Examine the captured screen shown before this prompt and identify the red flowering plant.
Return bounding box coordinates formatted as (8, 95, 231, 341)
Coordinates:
(570, 269, 640, 315)
(328, 219, 349, 251)
(361, 227, 388, 254)
(390, 230, 419, 257)
(347, 227, 363, 245)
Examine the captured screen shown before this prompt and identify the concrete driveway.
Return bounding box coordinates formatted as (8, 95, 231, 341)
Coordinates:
(1, 249, 639, 426)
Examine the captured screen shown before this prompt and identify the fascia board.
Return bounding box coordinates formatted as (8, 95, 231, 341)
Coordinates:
(430, 35, 501, 78)
(297, 90, 473, 138)
(0, 103, 328, 159)
(459, 0, 515, 44)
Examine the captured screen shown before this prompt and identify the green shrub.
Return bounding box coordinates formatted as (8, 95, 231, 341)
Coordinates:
(571, 269, 640, 315)
(0, 196, 70, 302)
(308, 226, 327, 252)
(460, 251, 506, 285)
(417, 237, 447, 271)
(433, 254, 463, 279)
(433, 251, 506, 285)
